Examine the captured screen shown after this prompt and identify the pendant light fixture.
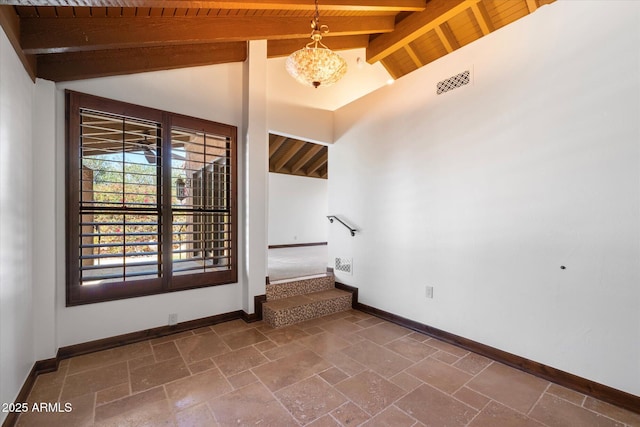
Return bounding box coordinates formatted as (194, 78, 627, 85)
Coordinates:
(285, 0, 347, 88)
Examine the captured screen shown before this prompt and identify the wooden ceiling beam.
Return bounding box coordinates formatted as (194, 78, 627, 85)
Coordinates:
(4, 1, 427, 12)
(36, 41, 246, 81)
(267, 34, 369, 58)
(525, 0, 538, 13)
(470, 1, 493, 36)
(403, 44, 422, 67)
(434, 23, 458, 53)
(14, 6, 38, 18)
(21, 15, 394, 54)
(0, 6, 36, 81)
(305, 153, 327, 175)
(366, 0, 477, 63)
(269, 135, 287, 157)
(291, 144, 323, 173)
(380, 58, 401, 80)
(275, 140, 305, 171)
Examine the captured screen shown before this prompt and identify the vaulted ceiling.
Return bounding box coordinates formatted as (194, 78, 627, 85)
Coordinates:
(0, 0, 554, 83)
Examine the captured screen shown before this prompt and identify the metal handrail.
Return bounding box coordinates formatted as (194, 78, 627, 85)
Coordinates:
(327, 215, 356, 236)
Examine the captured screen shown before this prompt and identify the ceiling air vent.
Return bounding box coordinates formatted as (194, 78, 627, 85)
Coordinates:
(437, 70, 470, 95)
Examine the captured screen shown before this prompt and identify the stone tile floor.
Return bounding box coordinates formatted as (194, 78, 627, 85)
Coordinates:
(16, 310, 640, 426)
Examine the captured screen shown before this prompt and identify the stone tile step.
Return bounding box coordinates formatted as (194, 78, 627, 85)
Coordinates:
(266, 274, 335, 301)
(263, 288, 352, 328)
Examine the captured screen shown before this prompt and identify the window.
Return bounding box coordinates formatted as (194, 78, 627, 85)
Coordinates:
(66, 91, 237, 305)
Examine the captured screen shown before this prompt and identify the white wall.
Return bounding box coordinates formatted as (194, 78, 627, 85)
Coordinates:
(32, 79, 57, 361)
(267, 48, 391, 112)
(54, 64, 247, 347)
(0, 30, 35, 424)
(266, 48, 393, 145)
(269, 173, 328, 245)
(242, 41, 269, 314)
(331, 0, 640, 396)
(268, 102, 335, 145)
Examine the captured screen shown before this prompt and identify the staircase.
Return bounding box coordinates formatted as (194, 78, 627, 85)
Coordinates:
(262, 273, 352, 328)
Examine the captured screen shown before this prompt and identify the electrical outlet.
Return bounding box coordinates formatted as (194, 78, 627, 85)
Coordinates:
(168, 313, 178, 326)
(425, 286, 434, 299)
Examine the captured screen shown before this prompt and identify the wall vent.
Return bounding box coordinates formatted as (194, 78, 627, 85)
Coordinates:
(335, 257, 353, 275)
(437, 70, 470, 95)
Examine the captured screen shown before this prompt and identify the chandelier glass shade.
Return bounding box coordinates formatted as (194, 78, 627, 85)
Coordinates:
(286, 0, 347, 88)
(286, 44, 347, 88)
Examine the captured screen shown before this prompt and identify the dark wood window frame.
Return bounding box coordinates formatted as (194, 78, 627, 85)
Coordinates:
(66, 90, 237, 306)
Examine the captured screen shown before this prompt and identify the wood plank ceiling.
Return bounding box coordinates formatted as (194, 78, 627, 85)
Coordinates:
(0, 0, 554, 83)
(269, 134, 328, 179)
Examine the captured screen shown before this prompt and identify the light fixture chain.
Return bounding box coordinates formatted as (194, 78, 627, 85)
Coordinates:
(286, 0, 347, 88)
